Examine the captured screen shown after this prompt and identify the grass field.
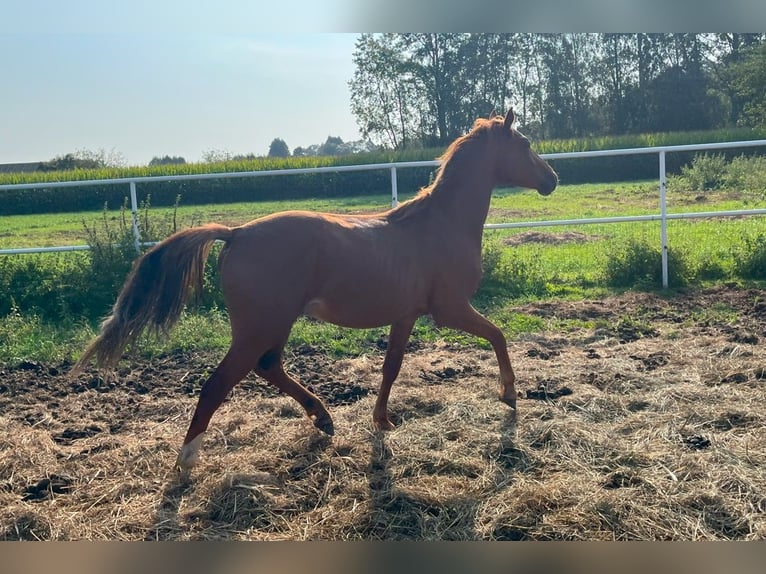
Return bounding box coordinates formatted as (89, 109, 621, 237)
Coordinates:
(2, 179, 764, 249)
(0, 193, 401, 249)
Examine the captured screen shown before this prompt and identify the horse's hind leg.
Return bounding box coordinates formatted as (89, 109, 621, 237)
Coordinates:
(176, 344, 255, 470)
(372, 315, 418, 431)
(255, 352, 334, 436)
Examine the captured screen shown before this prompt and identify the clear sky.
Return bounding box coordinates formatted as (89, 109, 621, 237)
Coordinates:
(1, 32, 361, 165)
(4, 0, 763, 166)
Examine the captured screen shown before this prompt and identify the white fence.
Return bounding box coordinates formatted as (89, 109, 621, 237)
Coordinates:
(1, 140, 766, 288)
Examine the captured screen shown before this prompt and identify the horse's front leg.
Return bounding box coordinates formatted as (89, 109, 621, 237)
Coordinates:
(373, 315, 418, 430)
(432, 303, 517, 408)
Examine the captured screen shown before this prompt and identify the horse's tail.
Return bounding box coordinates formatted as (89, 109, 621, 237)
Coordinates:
(73, 223, 234, 372)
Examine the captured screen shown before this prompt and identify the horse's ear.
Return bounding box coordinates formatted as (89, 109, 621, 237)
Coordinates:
(489, 110, 498, 119)
(503, 108, 515, 129)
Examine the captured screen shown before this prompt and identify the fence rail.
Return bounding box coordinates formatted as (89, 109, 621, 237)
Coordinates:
(2, 139, 766, 287)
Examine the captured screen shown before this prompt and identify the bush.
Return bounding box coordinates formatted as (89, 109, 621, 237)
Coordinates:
(604, 238, 691, 289)
(477, 238, 549, 305)
(0, 196, 226, 322)
(671, 152, 766, 196)
(0, 253, 88, 319)
(677, 153, 728, 191)
(723, 155, 766, 197)
(733, 234, 766, 279)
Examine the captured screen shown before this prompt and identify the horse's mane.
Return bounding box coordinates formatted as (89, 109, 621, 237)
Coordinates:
(386, 116, 502, 224)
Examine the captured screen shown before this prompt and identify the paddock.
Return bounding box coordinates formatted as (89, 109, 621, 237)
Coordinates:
(1, 284, 764, 540)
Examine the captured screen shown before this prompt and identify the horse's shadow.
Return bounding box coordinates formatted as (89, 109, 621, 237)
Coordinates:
(148, 408, 520, 540)
(494, 408, 528, 471)
(145, 472, 194, 541)
(147, 433, 335, 540)
(364, 408, 519, 540)
(366, 431, 395, 504)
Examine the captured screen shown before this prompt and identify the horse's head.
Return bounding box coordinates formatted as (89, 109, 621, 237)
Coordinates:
(486, 109, 558, 196)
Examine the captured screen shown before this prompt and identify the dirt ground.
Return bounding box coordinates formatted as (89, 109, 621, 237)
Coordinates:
(1, 285, 764, 540)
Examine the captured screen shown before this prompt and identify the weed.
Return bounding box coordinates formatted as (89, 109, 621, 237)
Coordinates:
(604, 237, 691, 288)
(81, 199, 142, 312)
(733, 233, 766, 279)
(0, 253, 87, 319)
(672, 153, 766, 197)
(0, 308, 78, 365)
(478, 237, 549, 306)
(677, 153, 728, 191)
(724, 155, 766, 198)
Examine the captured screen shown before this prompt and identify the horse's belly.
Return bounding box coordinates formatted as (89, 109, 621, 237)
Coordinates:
(303, 295, 416, 329)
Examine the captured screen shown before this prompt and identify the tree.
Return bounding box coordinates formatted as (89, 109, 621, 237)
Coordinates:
(38, 148, 127, 171)
(595, 34, 635, 133)
(450, 34, 516, 133)
(624, 34, 670, 133)
(37, 153, 93, 172)
(641, 34, 725, 132)
(708, 33, 766, 126)
(268, 138, 290, 158)
(508, 34, 544, 135)
(201, 149, 233, 163)
(318, 136, 344, 156)
(349, 34, 419, 150)
(149, 155, 186, 166)
(729, 42, 766, 127)
(348, 33, 764, 145)
(350, 33, 515, 148)
(400, 33, 474, 145)
(74, 147, 127, 168)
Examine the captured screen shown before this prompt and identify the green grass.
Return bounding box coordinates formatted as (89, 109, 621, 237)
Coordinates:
(4, 179, 764, 250)
(0, 311, 89, 365)
(0, 193, 403, 249)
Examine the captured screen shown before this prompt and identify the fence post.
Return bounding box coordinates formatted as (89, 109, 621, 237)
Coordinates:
(659, 151, 669, 288)
(390, 166, 399, 208)
(129, 181, 141, 253)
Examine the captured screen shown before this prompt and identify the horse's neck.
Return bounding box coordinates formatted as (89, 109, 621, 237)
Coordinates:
(429, 162, 495, 240)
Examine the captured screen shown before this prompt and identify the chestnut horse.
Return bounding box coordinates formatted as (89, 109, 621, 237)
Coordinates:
(74, 109, 557, 470)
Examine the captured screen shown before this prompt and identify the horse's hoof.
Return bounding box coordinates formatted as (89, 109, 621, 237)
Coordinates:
(176, 434, 203, 471)
(175, 453, 196, 472)
(314, 415, 335, 436)
(499, 394, 517, 410)
(175, 462, 193, 480)
(373, 418, 396, 432)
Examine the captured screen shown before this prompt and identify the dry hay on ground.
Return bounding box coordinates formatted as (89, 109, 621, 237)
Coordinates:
(0, 285, 765, 540)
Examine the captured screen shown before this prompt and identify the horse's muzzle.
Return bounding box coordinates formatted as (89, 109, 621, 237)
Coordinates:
(537, 173, 558, 196)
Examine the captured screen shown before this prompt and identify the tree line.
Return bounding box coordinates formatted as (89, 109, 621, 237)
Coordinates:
(31, 135, 375, 172)
(268, 136, 375, 158)
(349, 33, 766, 149)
